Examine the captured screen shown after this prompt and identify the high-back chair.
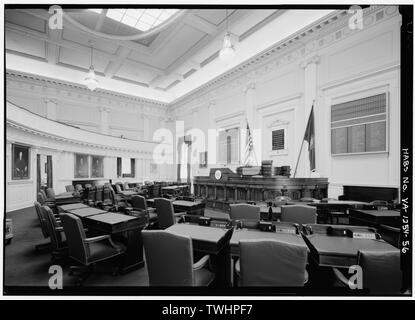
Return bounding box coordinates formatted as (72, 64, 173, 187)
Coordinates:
(358, 249, 402, 293)
(87, 187, 96, 206)
(142, 230, 214, 286)
(34, 201, 50, 251)
(66, 185, 75, 192)
(131, 195, 157, 225)
(37, 192, 47, 205)
(46, 188, 56, 200)
(229, 204, 260, 221)
(94, 186, 104, 207)
(154, 198, 185, 229)
(280, 205, 317, 225)
(42, 205, 66, 260)
(333, 249, 402, 294)
(60, 212, 125, 284)
(85, 184, 92, 189)
(114, 184, 123, 194)
(237, 239, 308, 286)
(75, 184, 83, 192)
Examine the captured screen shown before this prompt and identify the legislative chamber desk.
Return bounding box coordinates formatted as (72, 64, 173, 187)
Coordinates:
(193, 168, 328, 212)
(85, 213, 147, 273)
(166, 223, 233, 287)
(302, 224, 399, 268)
(66, 207, 107, 218)
(349, 209, 401, 228)
(147, 199, 206, 215)
(55, 191, 81, 205)
(58, 203, 89, 212)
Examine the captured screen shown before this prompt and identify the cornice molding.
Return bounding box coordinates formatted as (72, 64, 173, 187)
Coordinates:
(172, 5, 400, 113)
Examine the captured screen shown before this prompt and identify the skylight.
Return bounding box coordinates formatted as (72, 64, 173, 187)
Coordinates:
(87, 9, 179, 31)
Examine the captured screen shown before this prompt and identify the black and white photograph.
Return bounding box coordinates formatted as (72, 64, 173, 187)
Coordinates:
(1, 1, 413, 306)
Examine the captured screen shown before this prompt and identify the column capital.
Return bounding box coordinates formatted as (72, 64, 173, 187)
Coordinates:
(99, 106, 110, 113)
(300, 54, 320, 69)
(207, 100, 216, 108)
(44, 98, 58, 104)
(243, 82, 256, 93)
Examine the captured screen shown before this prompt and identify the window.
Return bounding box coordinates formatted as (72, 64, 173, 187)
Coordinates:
(218, 127, 239, 164)
(88, 9, 179, 32)
(272, 129, 285, 151)
(331, 93, 387, 155)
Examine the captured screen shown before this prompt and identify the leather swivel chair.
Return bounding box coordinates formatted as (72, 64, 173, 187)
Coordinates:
(46, 188, 56, 200)
(66, 185, 75, 192)
(131, 195, 157, 226)
(154, 198, 186, 229)
(236, 239, 308, 286)
(280, 205, 317, 225)
(229, 204, 260, 221)
(42, 205, 67, 261)
(34, 201, 51, 251)
(60, 212, 125, 285)
(333, 249, 402, 294)
(142, 230, 214, 286)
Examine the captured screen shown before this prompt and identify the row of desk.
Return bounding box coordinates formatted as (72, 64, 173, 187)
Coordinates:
(165, 217, 399, 286)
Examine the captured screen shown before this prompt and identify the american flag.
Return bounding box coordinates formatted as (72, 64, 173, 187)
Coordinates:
(244, 121, 254, 166)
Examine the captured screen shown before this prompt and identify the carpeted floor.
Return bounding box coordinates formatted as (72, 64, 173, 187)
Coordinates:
(4, 205, 229, 292)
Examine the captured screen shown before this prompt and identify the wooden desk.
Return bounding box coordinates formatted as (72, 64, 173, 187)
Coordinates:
(166, 223, 233, 286)
(85, 213, 147, 273)
(67, 207, 107, 218)
(302, 224, 399, 268)
(58, 203, 89, 211)
(171, 200, 206, 215)
(349, 209, 401, 228)
(308, 200, 372, 210)
(55, 192, 81, 205)
(147, 199, 206, 215)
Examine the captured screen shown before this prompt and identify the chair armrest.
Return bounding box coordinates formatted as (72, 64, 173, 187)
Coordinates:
(174, 211, 187, 217)
(84, 235, 111, 243)
(332, 267, 349, 287)
(193, 254, 210, 271)
(56, 226, 64, 232)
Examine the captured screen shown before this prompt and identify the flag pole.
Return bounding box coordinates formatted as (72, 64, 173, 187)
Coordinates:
(293, 100, 315, 178)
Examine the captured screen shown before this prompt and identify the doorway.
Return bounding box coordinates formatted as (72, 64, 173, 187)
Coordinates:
(37, 154, 53, 193)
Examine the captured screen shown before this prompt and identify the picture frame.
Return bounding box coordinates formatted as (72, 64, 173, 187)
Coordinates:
(91, 155, 104, 178)
(12, 144, 30, 180)
(74, 153, 89, 178)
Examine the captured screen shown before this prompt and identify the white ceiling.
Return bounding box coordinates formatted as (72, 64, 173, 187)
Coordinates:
(5, 8, 335, 103)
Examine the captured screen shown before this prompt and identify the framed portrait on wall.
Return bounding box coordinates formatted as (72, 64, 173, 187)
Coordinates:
(74, 153, 89, 178)
(199, 151, 207, 168)
(91, 156, 104, 178)
(12, 144, 30, 180)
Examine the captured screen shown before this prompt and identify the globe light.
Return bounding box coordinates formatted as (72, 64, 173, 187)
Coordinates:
(219, 32, 235, 62)
(84, 66, 98, 91)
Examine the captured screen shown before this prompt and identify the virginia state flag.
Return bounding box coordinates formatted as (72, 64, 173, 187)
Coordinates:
(303, 105, 315, 170)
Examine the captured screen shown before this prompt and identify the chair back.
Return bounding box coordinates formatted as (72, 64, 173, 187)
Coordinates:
(280, 205, 317, 224)
(88, 187, 96, 203)
(131, 195, 147, 211)
(115, 184, 123, 194)
(40, 189, 48, 200)
(229, 204, 260, 220)
(75, 184, 83, 192)
(65, 185, 75, 192)
(42, 205, 64, 250)
(37, 192, 46, 205)
(142, 230, 194, 286)
(95, 186, 103, 203)
(85, 183, 92, 189)
(46, 188, 56, 200)
(124, 182, 131, 190)
(154, 198, 175, 229)
(60, 212, 89, 264)
(358, 249, 402, 293)
(34, 201, 49, 238)
(103, 187, 113, 204)
(239, 239, 308, 286)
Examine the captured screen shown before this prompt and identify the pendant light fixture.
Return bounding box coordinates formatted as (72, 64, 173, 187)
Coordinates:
(84, 40, 99, 91)
(219, 9, 235, 62)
